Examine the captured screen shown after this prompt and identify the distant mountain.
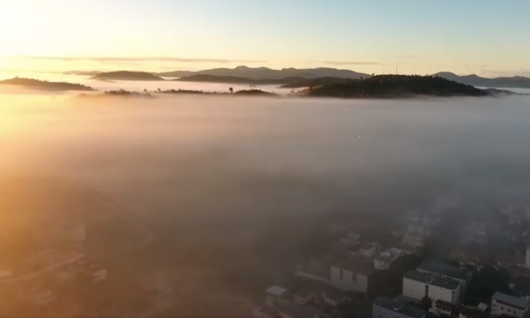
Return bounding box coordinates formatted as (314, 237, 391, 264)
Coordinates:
(305, 75, 488, 98)
(159, 65, 369, 80)
(175, 74, 306, 85)
(63, 70, 102, 76)
(0, 77, 94, 91)
(93, 71, 164, 81)
(434, 72, 530, 89)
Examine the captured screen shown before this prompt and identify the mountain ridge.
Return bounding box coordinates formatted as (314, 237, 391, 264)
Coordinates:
(158, 65, 369, 80)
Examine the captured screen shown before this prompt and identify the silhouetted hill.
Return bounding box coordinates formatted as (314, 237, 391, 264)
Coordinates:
(0, 77, 94, 91)
(93, 71, 164, 81)
(159, 65, 369, 80)
(305, 75, 488, 98)
(434, 72, 530, 89)
(176, 74, 305, 85)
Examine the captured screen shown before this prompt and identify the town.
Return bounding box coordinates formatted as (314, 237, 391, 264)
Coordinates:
(251, 205, 530, 318)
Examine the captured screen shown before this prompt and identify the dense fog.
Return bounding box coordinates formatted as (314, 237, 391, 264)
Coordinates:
(1, 91, 530, 316)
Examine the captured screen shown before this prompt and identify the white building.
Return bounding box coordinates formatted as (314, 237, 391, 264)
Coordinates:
(330, 260, 375, 293)
(417, 262, 472, 298)
(403, 270, 460, 304)
(491, 292, 529, 318)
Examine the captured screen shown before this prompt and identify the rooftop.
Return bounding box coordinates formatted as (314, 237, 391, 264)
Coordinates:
(266, 285, 289, 297)
(280, 303, 320, 318)
(404, 270, 460, 290)
(256, 305, 279, 317)
(417, 261, 471, 281)
(373, 297, 427, 318)
(492, 292, 529, 310)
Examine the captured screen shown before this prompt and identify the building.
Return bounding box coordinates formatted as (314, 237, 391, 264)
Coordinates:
(459, 306, 489, 318)
(279, 303, 320, 318)
(252, 305, 279, 318)
(375, 251, 401, 270)
(322, 289, 343, 307)
(373, 296, 427, 318)
(348, 243, 379, 258)
(293, 289, 314, 306)
(417, 261, 472, 297)
(429, 300, 457, 316)
(491, 292, 529, 318)
(330, 259, 377, 293)
(391, 244, 417, 256)
(402, 270, 460, 304)
(266, 286, 291, 307)
(402, 234, 425, 248)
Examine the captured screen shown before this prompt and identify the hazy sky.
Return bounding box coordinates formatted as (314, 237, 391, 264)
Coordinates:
(0, 0, 529, 76)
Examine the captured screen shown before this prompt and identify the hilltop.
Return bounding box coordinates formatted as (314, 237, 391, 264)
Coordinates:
(0, 77, 94, 91)
(93, 71, 164, 81)
(159, 65, 369, 80)
(434, 72, 530, 89)
(305, 75, 488, 98)
(175, 74, 305, 85)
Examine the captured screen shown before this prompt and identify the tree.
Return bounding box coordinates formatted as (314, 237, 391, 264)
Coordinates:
(421, 296, 432, 310)
(229, 87, 234, 93)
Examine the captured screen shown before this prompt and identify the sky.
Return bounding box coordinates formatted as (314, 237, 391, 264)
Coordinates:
(0, 0, 529, 76)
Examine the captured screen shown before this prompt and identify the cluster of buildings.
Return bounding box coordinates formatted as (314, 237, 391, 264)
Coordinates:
(252, 285, 354, 318)
(255, 204, 530, 318)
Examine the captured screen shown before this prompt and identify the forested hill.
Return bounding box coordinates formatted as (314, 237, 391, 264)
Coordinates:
(305, 75, 489, 98)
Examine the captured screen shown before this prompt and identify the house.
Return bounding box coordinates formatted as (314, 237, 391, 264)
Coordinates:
(73, 257, 107, 282)
(279, 303, 320, 318)
(340, 231, 360, 245)
(266, 286, 292, 307)
(391, 244, 417, 256)
(372, 296, 427, 318)
(429, 300, 458, 316)
(402, 270, 460, 304)
(402, 234, 425, 248)
(330, 259, 377, 293)
(252, 305, 279, 318)
(374, 251, 401, 270)
(491, 292, 529, 318)
(322, 289, 344, 307)
(417, 261, 472, 297)
(459, 306, 489, 318)
(294, 289, 314, 305)
(348, 243, 379, 258)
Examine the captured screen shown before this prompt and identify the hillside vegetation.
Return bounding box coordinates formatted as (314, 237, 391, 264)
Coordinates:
(305, 75, 488, 98)
(0, 77, 94, 91)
